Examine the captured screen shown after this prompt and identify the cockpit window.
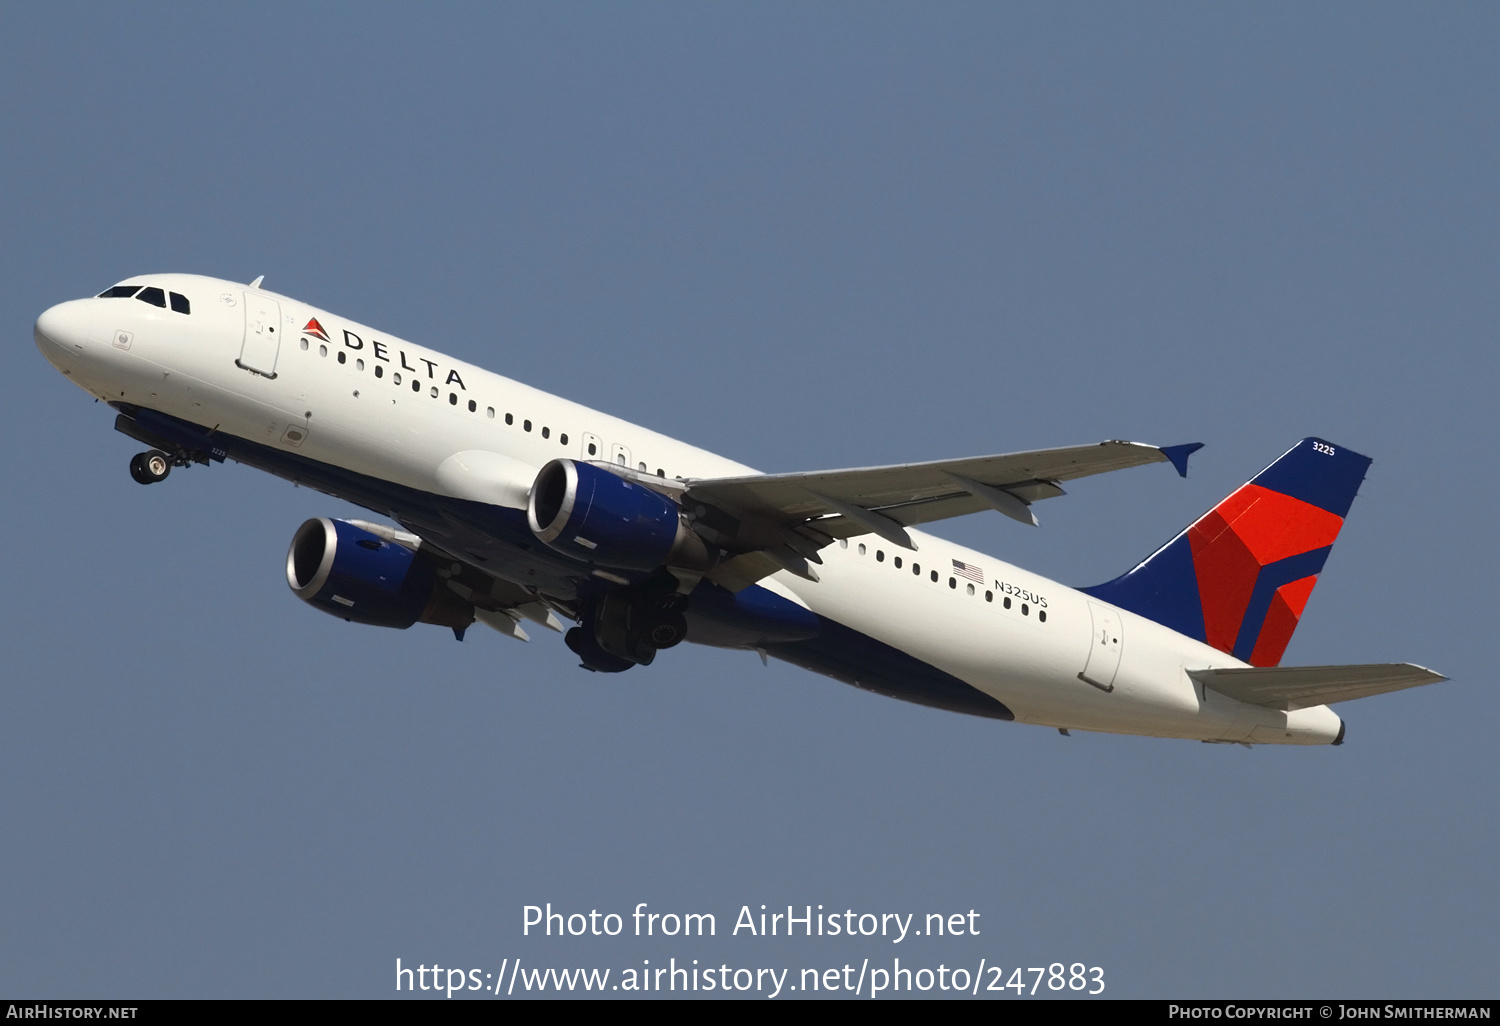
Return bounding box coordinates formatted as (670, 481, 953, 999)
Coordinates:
(98, 285, 141, 298)
(169, 292, 190, 314)
(136, 287, 167, 308)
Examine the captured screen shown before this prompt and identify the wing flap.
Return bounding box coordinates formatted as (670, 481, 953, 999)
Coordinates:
(709, 550, 792, 592)
(1189, 663, 1448, 711)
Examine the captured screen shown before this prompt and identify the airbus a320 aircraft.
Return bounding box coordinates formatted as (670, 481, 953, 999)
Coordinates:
(34, 274, 1446, 745)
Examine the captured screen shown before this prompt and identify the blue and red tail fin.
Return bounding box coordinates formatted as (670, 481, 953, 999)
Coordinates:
(1083, 438, 1371, 666)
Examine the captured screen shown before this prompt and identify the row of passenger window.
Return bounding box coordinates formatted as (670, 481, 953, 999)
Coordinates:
(842, 538, 1047, 622)
(98, 284, 191, 314)
(299, 334, 678, 478)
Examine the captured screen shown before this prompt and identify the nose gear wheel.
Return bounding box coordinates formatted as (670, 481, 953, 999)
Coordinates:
(129, 449, 172, 485)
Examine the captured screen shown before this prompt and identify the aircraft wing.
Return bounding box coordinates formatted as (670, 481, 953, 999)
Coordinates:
(679, 440, 1200, 590)
(344, 519, 565, 641)
(1188, 663, 1448, 711)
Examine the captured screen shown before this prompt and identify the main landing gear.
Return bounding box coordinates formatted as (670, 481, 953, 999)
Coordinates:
(565, 584, 690, 673)
(128, 448, 191, 485)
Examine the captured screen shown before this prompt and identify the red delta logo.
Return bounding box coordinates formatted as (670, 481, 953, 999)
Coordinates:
(1189, 484, 1344, 666)
(302, 318, 331, 342)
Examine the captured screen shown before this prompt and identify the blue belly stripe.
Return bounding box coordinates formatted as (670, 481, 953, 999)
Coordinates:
(115, 404, 1013, 721)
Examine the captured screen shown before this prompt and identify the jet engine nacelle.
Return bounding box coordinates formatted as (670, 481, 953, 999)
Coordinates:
(526, 459, 709, 572)
(286, 517, 472, 630)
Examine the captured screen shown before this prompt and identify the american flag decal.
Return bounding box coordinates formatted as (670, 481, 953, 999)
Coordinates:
(952, 559, 984, 583)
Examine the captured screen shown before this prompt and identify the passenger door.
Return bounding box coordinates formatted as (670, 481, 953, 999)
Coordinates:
(236, 292, 282, 378)
(1079, 602, 1124, 692)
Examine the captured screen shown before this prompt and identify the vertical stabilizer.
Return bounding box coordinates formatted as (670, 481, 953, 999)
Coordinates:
(1083, 438, 1371, 666)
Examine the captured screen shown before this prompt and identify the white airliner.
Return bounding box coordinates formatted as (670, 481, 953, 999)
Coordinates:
(34, 274, 1446, 744)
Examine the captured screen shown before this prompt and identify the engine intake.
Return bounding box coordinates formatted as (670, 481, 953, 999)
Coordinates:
(287, 517, 472, 630)
(527, 459, 708, 573)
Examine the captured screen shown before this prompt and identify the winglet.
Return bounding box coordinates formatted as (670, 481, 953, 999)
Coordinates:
(248, 275, 265, 289)
(1159, 442, 1204, 478)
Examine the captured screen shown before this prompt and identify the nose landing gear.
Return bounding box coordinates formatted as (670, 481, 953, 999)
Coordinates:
(129, 449, 170, 484)
(128, 448, 190, 485)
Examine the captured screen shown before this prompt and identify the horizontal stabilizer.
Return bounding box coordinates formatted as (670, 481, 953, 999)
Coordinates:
(1188, 663, 1447, 711)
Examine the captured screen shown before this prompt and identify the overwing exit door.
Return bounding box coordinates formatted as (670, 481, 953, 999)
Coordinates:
(236, 292, 282, 378)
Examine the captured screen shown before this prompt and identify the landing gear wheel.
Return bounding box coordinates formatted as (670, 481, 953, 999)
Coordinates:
(565, 626, 635, 673)
(644, 611, 687, 649)
(129, 450, 171, 485)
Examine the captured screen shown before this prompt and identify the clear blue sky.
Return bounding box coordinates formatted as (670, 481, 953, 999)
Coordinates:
(2, 2, 1494, 998)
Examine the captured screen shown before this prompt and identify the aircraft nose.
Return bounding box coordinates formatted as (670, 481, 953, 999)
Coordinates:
(34, 300, 93, 357)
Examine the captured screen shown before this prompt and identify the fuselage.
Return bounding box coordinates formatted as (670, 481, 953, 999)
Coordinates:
(34, 273, 1343, 744)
